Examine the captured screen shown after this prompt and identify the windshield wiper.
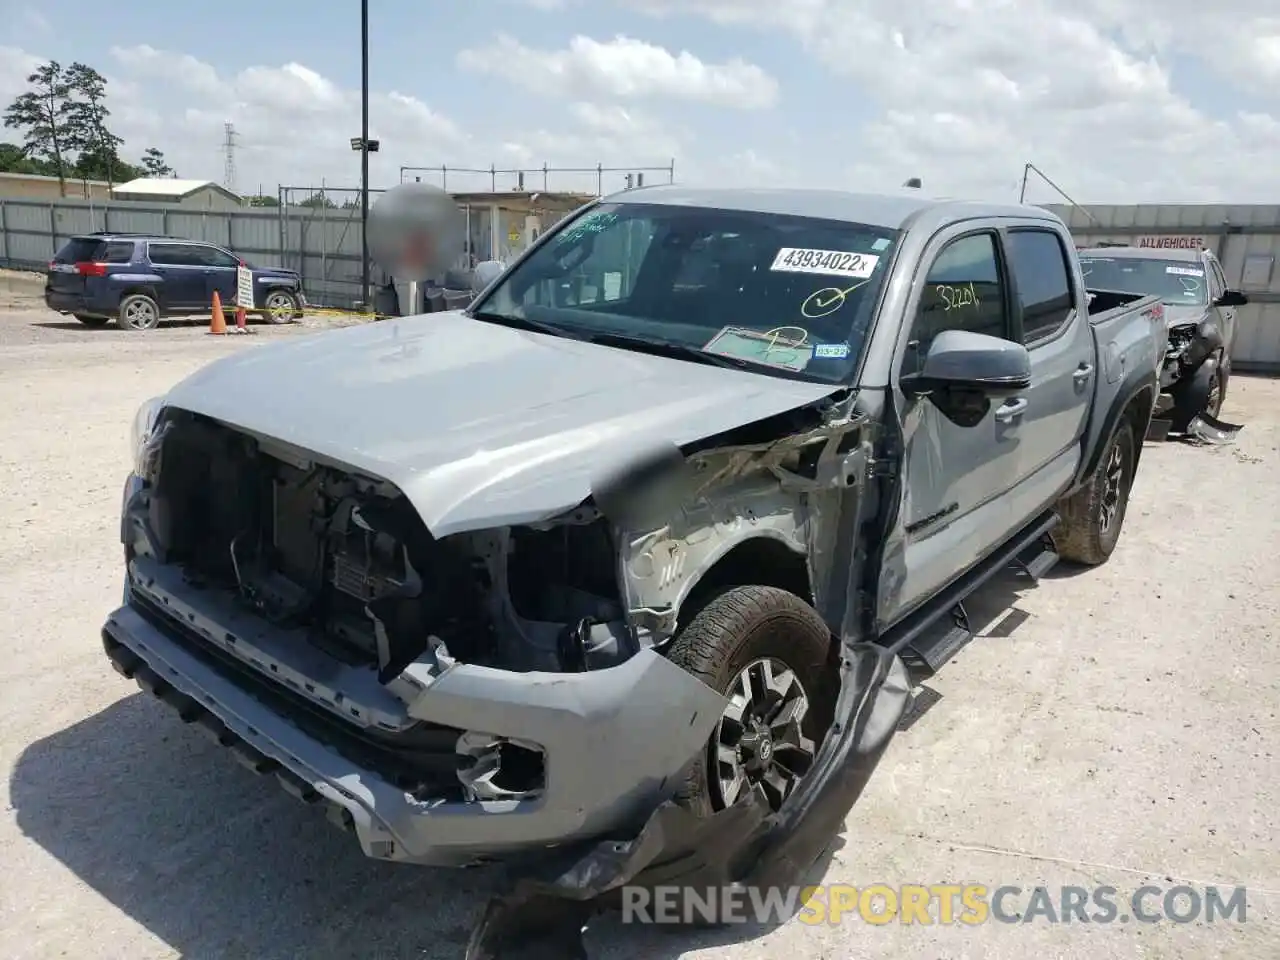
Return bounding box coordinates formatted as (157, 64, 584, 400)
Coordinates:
(469, 309, 583, 339)
(585, 332, 752, 371)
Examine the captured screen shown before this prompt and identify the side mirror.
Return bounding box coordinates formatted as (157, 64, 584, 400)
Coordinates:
(1215, 290, 1248, 308)
(902, 329, 1031, 400)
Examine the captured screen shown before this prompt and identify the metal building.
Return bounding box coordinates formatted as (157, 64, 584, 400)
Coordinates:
(1043, 203, 1280, 372)
(111, 178, 244, 211)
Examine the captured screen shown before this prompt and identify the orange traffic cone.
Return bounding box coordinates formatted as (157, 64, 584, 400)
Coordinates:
(234, 305, 247, 333)
(209, 291, 227, 335)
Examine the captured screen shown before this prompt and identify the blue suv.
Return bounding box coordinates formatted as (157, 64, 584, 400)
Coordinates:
(45, 233, 306, 331)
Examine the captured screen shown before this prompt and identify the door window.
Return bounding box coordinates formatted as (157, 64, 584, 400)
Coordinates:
(147, 243, 205, 266)
(194, 245, 240, 268)
(99, 241, 135, 263)
(1004, 229, 1075, 343)
(1206, 258, 1227, 299)
(904, 232, 1008, 374)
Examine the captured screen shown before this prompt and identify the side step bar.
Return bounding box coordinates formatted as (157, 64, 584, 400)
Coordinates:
(889, 512, 1059, 679)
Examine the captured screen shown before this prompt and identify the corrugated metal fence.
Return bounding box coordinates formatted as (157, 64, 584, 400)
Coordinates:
(1044, 203, 1280, 372)
(0, 193, 539, 310)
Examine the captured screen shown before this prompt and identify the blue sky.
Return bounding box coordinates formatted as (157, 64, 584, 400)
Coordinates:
(2, 0, 1278, 202)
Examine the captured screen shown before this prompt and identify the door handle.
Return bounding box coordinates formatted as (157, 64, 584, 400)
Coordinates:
(1073, 363, 1094, 383)
(994, 398, 1028, 423)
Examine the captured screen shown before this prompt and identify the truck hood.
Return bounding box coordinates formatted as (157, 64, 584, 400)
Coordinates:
(162, 311, 839, 536)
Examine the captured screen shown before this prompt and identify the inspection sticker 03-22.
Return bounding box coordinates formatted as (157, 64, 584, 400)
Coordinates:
(770, 247, 879, 278)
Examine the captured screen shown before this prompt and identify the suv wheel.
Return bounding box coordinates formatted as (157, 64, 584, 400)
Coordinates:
(665, 585, 833, 817)
(264, 290, 300, 324)
(118, 294, 161, 331)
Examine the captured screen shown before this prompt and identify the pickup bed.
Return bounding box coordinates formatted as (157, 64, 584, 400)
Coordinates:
(101, 187, 1164, 913)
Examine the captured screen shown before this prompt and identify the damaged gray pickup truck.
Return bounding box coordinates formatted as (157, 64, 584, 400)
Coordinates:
(104, 187, 1167, 941)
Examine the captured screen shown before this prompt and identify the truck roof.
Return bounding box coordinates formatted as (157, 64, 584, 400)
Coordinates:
(1077, 246, 1205, 262)
(603, 184, 1057, 231)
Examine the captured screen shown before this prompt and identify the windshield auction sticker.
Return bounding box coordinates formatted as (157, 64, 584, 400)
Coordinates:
(1165, 266, 1204, 277)
(703, 326, 814, 372)
(771, 248, 879, 279)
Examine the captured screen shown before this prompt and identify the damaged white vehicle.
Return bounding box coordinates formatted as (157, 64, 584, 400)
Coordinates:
(105, 186, 1164, 871)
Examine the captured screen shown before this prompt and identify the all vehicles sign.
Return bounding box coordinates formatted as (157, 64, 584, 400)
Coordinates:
(1134, 235, 1207, 250)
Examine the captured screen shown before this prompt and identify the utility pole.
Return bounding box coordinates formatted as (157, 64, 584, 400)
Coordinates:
(360, 0, 370, 309)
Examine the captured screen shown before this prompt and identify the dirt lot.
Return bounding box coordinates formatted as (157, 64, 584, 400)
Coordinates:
(1, 278, 1277, 959)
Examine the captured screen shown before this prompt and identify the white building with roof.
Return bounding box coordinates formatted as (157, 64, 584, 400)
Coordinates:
(110, 178, 243, 210)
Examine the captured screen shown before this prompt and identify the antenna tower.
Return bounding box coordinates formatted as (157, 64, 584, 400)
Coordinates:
(223, 122, 238, 192)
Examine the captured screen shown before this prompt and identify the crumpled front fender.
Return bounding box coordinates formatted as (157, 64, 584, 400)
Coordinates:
(464, 644, 912, 959)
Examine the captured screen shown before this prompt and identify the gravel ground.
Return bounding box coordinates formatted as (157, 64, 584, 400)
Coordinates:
(0, 286, 1277, 960)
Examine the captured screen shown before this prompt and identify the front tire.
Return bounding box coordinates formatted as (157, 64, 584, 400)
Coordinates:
(1053, 419, 1136, 566)
(263, 290, 300, 324)
(666, 585, 832, 818)
(1170, 361, 1225, 432)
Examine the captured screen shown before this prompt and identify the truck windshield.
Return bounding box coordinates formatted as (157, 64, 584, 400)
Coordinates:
(1079, 256, 1208, 306)
(471, 202, 899, 384)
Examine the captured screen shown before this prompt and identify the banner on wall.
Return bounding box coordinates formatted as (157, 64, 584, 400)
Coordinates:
(1134, 235, 1208, 250)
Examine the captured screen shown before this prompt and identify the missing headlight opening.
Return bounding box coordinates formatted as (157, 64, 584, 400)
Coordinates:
(125, 411, 671, 803)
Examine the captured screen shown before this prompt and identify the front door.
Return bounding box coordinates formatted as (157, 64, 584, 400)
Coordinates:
(146, 242, 208, 310)
(886, 227, 1027, 625)
(194, 244, 242, 308)
(1001, 226, 1094, 488)
(1205, 256, 1236, 355)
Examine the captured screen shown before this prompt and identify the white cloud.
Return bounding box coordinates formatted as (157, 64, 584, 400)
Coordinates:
(626, 0, 1280, 202)
(457, 34, 778, 109)
(3, 5, 1280, 204)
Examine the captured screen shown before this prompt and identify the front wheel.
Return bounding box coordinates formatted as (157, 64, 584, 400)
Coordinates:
(666, 585, 833, 818)
(263, 290, 300, 324)
(1053, 419, 1136, 566)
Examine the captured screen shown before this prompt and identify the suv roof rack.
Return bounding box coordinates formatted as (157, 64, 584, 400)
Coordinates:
(80, 231, 165, 238)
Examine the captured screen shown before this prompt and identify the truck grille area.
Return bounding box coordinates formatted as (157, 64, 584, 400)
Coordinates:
(118, 588, 469, 803)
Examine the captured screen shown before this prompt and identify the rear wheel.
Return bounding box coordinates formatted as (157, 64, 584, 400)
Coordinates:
(665, 585, 833, 818)
(1053, 419, 1136, 566)
(74, 314, 110, 327)
(118, 294, 161, 331)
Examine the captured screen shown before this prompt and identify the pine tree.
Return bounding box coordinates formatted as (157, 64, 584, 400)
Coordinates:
(2, 61, 76, 195)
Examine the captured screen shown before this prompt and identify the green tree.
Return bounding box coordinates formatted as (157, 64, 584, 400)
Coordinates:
(0, 141, 55, 175)
(75, 144, 142, 182)
(64, 62, 128, 186)
(246, 194, 280, 207)
(3, 61, 76, 195)
(298, 191, 337, 208)
(139, 146, 175, 178)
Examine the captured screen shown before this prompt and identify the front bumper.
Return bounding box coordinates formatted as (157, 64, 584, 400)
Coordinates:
(102, 585, 725, 867)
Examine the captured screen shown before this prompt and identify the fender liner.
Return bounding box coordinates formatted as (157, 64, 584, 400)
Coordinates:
(1073, 365, 1157, 490)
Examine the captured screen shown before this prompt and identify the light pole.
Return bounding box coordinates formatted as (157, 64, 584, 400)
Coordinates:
(360, 0, 370, 309)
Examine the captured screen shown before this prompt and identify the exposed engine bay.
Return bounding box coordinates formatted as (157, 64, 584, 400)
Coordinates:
(1159, 320, 1219, 391)
(138, 411, 637, 683)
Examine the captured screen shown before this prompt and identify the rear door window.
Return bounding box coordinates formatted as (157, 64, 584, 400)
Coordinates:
(147, 243, 206, 266)
(1004, 229, 1075, 343)
(99, 241, 135, 264)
